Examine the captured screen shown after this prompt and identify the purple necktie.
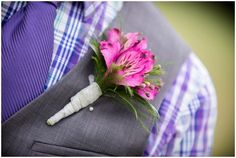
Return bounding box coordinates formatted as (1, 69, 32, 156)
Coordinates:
(2, 2, 58, 122)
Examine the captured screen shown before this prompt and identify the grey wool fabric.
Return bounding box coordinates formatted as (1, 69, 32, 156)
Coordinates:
(2, 2, 191, 156)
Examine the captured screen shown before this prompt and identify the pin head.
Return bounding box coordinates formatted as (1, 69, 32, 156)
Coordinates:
(89, 106, 94, 112)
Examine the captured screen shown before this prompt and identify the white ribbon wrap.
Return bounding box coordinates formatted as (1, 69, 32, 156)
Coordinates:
(47, 82, 102, 126)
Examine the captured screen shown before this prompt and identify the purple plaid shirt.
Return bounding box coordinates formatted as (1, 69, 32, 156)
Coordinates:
(2, 2, 217, 156)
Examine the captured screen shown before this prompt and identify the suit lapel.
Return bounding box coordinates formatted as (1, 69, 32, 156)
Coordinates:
(2, 45, 94, 125)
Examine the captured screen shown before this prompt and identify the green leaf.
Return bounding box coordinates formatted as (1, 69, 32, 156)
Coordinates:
(90, 38, 106, 72)
(102, 33, 107, 41)
(105, 89, 138, 119)
(90, 38, 107, 84)
(125, 86, 134, 97)
(91, 56, 103, 80)
(133, 92, 159, 119)
(90, 39, 100, 57)
(138, 118, 150, 133)
(91, 56, 99, 67)
(149, 64, 164, 76)
(113, 86, 118, 91)
(104, 87, 159, 133)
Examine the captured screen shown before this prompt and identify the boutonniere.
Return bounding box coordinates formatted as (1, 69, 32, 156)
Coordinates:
(47, 28, 163, 131)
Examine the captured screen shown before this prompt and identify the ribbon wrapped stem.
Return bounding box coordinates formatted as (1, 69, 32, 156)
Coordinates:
(47, 82, 102, 126)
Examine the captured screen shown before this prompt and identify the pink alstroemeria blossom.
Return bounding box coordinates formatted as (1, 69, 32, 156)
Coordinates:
(136, 84, 159, 100)
(100, 28, 155, 87)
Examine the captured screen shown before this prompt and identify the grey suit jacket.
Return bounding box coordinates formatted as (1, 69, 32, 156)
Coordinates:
(2, 2, 191, 156)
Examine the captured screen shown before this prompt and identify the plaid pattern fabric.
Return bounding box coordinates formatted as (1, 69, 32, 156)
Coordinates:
(1, 1, 27, 24)
(47, 2, 123, 89)
(2, 2, 217, 156)
(144, 53, 217, 156)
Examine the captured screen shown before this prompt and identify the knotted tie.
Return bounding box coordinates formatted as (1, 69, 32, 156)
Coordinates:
(2, 2, 58, 122)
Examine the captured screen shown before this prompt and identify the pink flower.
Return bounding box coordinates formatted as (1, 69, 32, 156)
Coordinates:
(136, 83, 159, 100)
(100, 28, 155, 87)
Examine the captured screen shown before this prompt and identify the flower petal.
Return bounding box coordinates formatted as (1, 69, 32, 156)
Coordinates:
(116, 50, 146, 76)
(123, 32, 140, 50)
(100, 41, 120, 68)
(139, 50, 155, 73)
(136, 84, 159, 100)
(134, 37, 148, 50)
(118, 72, 144, 87)
(107, 28, 121, 43)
